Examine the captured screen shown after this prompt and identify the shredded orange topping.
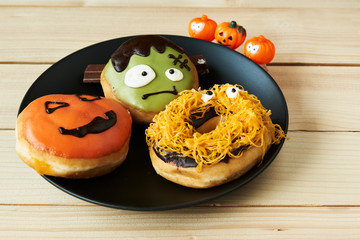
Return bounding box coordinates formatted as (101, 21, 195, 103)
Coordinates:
(145, 84, 286, 171)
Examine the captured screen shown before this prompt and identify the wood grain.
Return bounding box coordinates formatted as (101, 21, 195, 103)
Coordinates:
(0, 64, 48, 129)
(0, 0, 359, 8)
(0, 7, 359, 64)
(270, 66, 360, 131)
(1, 2, 359, 238)
(1, 205, 359, 239)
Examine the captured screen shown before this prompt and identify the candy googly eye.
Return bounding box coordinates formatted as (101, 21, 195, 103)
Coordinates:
(251, 45, 260, 54)
(201, 90, 215, 103)
(165, 68, 183, 81)
(124, 64, 156, 88)
(246, 42, 260, 54)
(246, 42, 253, 51)
(191, 22, 205, 32)
(191, 22, 197, 29)
(226, 87, 240, 98)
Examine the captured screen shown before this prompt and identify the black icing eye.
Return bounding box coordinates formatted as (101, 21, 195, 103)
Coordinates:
(206, 90, 214, 95)
(169, 69, 175, 74)
(219, 32, 223, 36)
(45, 101, 69, 114)
(142, 71, 147, 76)
(228, 36, 233, 41)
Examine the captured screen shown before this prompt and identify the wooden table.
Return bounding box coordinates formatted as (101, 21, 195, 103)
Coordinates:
(1, 1, 360, 239)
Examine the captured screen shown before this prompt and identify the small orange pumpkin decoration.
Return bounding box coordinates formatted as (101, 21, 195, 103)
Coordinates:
(215, 21, 246, 49)
(188, 15, 217, 41)
(244, 35, 275, 64)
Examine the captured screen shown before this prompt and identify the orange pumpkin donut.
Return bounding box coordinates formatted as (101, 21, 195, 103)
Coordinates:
(146, 84, 285, 188)
(16, 94, 132, 178)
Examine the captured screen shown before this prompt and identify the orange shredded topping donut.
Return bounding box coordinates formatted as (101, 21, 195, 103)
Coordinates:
(145, 84, 286, 171)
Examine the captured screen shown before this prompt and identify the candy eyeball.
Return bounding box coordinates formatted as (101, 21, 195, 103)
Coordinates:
(201, 90, 215, 103)
(165, 68, 183, 81)
(191, 22, 205, 33)
(246, 42, 260, 54)
(226, 86, 240, 98)
(124, 64, 156, 88)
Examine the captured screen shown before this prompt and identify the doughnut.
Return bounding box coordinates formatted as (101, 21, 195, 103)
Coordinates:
(16, 94, 132, 178)
(146, 84, 286, 188)
(101, 35, 199, 124)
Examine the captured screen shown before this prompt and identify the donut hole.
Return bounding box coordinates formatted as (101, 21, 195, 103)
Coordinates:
(196, 116, 221, 134)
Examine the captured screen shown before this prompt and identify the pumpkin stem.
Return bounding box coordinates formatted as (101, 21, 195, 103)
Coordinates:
(201, 15, 208, 20)
(229, 21, 237, 28)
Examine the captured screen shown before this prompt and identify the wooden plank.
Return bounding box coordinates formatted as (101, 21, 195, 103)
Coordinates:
(0, 205, 359, 239)
(0, 7, 359, 64)
(3, 65, 360, 131)
(216, 130, 360, 206)
(3, 130, 360, 206)
(270, 66, 360, 131)
(0, 0, 359, 9)
(0, 64, 48, 129)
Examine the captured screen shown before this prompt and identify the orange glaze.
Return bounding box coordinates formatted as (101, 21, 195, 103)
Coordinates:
(21, 94, 132, 159)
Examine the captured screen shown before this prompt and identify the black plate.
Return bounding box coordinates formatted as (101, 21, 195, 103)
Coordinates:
(18, 35, 288, 211)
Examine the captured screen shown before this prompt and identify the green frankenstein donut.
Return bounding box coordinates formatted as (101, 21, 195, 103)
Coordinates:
(101, 35, 198, 123)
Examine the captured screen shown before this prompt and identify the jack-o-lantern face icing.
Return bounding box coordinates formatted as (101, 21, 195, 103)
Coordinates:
(21, 94, 132, 159)
(102, 35, 198, 112)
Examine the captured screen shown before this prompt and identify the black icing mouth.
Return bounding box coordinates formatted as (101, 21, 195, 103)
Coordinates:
(58, 110, 117, 138)
(142, 86, 178, 100)
(217, 41, 231, 47)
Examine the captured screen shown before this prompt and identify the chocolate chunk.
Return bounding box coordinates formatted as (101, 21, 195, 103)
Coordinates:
(189, 55, 209, 75)
(82, 64, 106, 83)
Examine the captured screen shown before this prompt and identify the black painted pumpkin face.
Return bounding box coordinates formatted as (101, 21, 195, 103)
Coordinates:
(44, 95, 117, 138)
(215, 21, 247, 50)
